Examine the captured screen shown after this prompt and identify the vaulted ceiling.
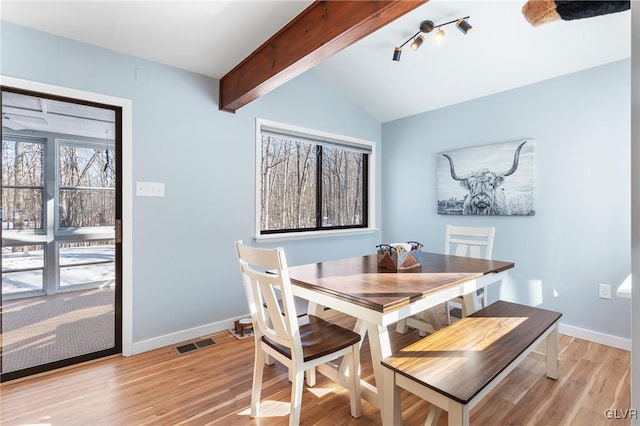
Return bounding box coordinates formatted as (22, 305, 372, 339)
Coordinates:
(0, 1, 632, 123)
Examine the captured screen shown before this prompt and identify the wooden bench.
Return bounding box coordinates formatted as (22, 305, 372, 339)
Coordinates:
(381, 300, 562, 426)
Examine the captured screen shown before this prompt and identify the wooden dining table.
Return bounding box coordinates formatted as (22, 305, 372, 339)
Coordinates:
(287, 252, 514, 412)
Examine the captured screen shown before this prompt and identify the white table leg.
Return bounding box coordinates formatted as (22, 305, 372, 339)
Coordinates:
(395, 318, 409, 333)
(424, 406, 442, 426)
(307, 301, 325, 316)
(366, 322, 392, 412)
(339, 319, 368, 376)
(462, 292, 481, 317)
(546, 323, 559, 380)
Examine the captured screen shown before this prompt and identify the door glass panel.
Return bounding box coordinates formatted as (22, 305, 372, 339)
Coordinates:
(2, 89, 120, 380)
(59, 240, 115, 288)
(2, 244, 44, 296)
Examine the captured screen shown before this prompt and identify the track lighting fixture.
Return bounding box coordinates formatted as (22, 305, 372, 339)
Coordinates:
(392, 47, 402, 61)
(456, 18, 473, 34)
(392, 16, 472, 62)
(410, 34, 424, 51)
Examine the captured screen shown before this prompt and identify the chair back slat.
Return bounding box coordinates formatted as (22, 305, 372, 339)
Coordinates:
(235, 241, 301, 354)
(445, 225, 495, 260)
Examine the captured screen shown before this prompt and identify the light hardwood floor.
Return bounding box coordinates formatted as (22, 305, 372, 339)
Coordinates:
(0, 314, 631, 425)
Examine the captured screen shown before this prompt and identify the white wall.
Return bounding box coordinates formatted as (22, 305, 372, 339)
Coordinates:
(382, 60, 631, 343)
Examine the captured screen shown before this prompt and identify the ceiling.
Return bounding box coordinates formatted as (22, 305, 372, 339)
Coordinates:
(0, 1, 632, 123)
(2, 90, 116, 139)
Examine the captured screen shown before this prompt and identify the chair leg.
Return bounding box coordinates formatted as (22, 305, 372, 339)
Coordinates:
(306, 368, 316, 387)
(395, 318, 409, 333)
(264, 354, 275, 365)
(349, 344, 362, 418)
(415, 311, 428, 337)
(289, 369, 305, 426)
(251, 344, 265, 418)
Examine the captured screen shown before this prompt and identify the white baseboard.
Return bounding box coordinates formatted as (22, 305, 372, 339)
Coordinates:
(130, 318, 630, 355)
(559, 322, 631, 351)
(131, 315, 248, 355)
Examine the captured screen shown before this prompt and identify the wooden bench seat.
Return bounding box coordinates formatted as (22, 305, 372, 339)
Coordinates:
(381, 300, 562, 426)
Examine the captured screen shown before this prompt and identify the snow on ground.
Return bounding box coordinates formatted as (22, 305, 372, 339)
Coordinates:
(2, 246, 115, 294)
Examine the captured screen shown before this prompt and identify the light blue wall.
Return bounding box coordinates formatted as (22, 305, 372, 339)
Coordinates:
(382, 60, 631, 339)
(1, 21, 382, 344)
(2, 19, 630, 345)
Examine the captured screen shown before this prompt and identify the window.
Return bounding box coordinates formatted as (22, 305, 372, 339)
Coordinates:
(58, 141, 115, 228)
(2, 89, 118, 300)
(256, 119, 375, 239)
(1, 136, 44, 230)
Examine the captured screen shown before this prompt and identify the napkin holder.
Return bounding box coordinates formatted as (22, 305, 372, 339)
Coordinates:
(377, 242, 423, 271)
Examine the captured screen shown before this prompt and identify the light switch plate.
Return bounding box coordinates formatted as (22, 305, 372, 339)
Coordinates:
(136, 181, 165, 197)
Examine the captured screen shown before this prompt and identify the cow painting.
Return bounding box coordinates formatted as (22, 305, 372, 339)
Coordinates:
(437, 140, 535, 216)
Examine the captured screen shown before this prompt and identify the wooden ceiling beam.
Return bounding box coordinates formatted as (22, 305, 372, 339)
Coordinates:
(219, 0, 427, 113)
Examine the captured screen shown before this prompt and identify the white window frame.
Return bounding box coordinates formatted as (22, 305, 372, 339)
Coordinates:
(55, 137, 116, 238)
(255, 118, 376, 242)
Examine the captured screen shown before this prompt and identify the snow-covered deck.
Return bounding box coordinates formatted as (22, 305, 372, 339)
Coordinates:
(2, 246, 115, 295)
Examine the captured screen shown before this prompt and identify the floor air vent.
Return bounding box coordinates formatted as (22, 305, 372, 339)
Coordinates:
(174, 337, 216, 356)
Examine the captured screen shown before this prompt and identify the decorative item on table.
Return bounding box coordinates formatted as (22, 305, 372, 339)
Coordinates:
(377, 241, 423, 271)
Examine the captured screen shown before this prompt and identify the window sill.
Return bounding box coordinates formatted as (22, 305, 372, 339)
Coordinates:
(254, 227, 377, 243)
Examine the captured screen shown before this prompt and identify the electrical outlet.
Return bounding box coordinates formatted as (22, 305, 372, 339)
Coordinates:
(599, 283, 612, 299)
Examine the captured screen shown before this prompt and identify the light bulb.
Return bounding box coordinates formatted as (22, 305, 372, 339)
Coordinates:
(432, 28, 445, 44)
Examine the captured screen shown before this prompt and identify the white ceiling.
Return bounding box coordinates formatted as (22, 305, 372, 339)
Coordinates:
(0, 0, 632, 123)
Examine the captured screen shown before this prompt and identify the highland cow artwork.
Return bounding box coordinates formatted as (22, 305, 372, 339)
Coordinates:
(437, 140, 535, 216)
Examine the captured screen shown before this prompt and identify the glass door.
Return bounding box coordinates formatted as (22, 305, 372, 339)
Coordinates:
(1, 88, 122, 381)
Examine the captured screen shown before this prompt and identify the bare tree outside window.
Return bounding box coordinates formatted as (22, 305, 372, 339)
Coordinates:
(259, 125, 369, 235)
(59, 143, 115, 228)
(1, 138, 44, 231)
(322, 147, 364, 227)
(261, 135, 316, 231)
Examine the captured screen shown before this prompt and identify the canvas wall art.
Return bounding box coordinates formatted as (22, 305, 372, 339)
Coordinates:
(437, 140, 535, 216)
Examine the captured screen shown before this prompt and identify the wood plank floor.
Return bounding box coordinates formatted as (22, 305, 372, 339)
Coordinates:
(0, 314, 631, 425)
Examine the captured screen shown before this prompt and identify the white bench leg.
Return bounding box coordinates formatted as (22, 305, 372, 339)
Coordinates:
(546, 323, 559, 379)
(382, 368, 402, 426)
(447, 400, 469, 426)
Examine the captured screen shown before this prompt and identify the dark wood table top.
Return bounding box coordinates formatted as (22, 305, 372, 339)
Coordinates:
(288, 253, 514, 314)
(381, 300, 562, 404)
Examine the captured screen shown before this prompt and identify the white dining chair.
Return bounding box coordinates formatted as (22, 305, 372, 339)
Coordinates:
(234, 240, 362, 426)
(395, 225, 496, 334)
(443, 225, 496, 323)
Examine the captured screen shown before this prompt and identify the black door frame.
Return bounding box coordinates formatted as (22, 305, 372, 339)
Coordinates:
(0, 85, 123, 382)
